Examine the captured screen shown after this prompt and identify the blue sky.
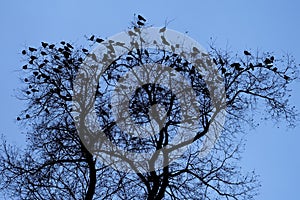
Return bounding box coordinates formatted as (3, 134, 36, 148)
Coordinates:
(0, 0, 299, 199)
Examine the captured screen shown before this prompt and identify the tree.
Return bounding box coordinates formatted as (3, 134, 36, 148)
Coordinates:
(0, 17, 298, 200)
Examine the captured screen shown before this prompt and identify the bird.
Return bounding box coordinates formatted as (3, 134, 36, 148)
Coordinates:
(219, 58, 225, 66)
(30, 56, 37, 60)
(89, 35, 95, 41)
(22, 65, 27, 69)
(26, 91, 31, 95)
(137, 21, 144, 26)
(41, 42, 48, 48)
(221, 67, 226, 74)
(22, 50, 26, 55)
(284, 75, 290, 81)
(138, 14, 146, 22)
(144, 49, 149, 57)
(82, 48, 89, 53)
(66, 43, 73, 49)
(264, 58, 272, 65)
(16, 117, 21, 121)
(41, 51, 47, 56)
(60, 41, 66, 45)
(24, 78, 29, 82)
(33, 71, 39, 76)
(29, 47, 37, 52)
(244, 50, 251, 56)
(49, 44, 55, 49)
(96, 38, 104, 43)
(25, 114, 30, 119)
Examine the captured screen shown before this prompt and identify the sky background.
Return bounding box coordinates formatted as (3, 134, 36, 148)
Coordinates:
(0, 0, 299, 199)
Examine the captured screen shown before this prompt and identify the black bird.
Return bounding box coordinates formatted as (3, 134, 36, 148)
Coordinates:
(144, 49, 149, 57)
(16, 117, 21, 121)
(41, 42, 48, 48)
(284, 75, 290, 81)
(22, 65, 27, 69)
(49, 44, 55, 49)
(31, 88, 39, 93)
(137, 21, 145, 26)
(96, 38, 104, 43)
(270, 56, 275, 61)
(213, 58, 218, 65)
(25, 114, 30, 119)
(30, 56, 37, 60)
(219, 58, 225, 66)
(54, 55, 60, 60)
(33, 71, 39, 76)
(24, 78, 29, 82)
(138, 14, 146, 22)
(221, 67, 226, 74)
(22, 50, 26, 55)
(39, 63, 46, 68)
(89, 35, 95, 41)
(60, 41, 66, 45)
(29, 47, 37, 52)
(66, 43, 73, 49)
(264, 58, 272, 65)
(244, 50, 251, 56)
(26, 91, 31, 95)
(29, 60, 34, 64)
(231, 63, 242, 70)
(82, 48, 89, 53)
(41, 51, 47, 56)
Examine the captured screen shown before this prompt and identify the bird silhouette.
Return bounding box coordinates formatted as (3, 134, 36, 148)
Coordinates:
(22, 50, 26, 55)
(244, 50, 251, 56)
(82, 48, 89, 53)
(29, 47, 37, 52)
(284, 75, 290, 81)
(22, 65, 27, 69)
(25, 114, 30, 119)
(60, 41, 66, 45)
(24, 78, 29, 82)
(16, 117, 21, 121)
(137, 21, 144, 26)
(30, 56, 37, 60)
(89, 35, 95, 41)
(41, 51, 47, 56)
(138, 15, 146, 22)
(96, 38, 104, 43)
(41, 42, 48, 48)
(49, 44, 55, 49)
(33, 71, 39, 76)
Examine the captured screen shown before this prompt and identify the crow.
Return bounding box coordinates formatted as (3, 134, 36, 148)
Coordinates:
(137, 21, 144, 26)
(244, 50, 251, 56)
(96, 38, 104, 43)
(41, 42, 48, 48)
(29, 47, 37, 52)
(138, 15, 146, 21)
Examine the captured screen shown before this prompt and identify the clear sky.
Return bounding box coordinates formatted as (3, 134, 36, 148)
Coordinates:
(0, 0, 299, 199)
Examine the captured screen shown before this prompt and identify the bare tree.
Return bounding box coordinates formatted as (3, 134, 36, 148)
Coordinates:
(0, 17, 298, 200)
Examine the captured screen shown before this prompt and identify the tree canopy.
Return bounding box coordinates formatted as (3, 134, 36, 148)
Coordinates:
(0, 17, 298, 200)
